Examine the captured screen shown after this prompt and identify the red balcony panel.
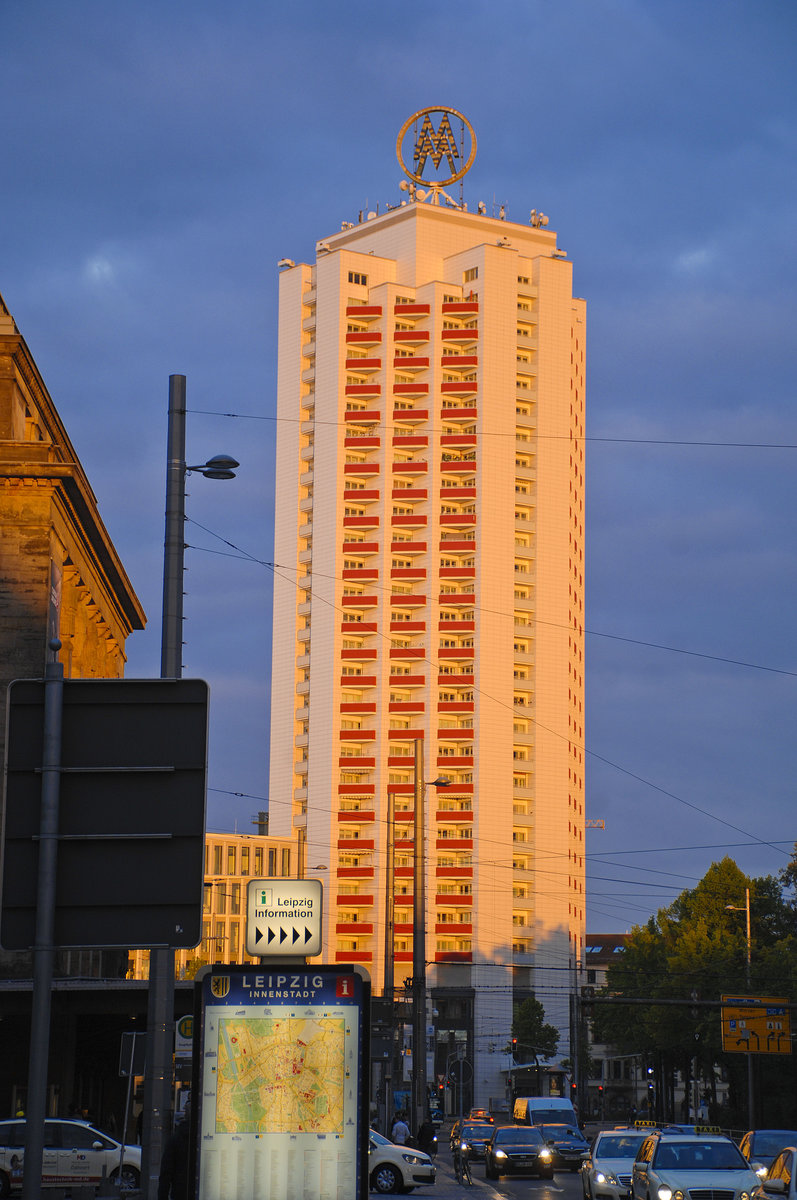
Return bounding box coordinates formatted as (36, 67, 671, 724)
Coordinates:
(343, 490, 380, 504)
(435, 951, 473, 963)
(441, 353, 478, 367)
(343, 515, 380, 527)
(394, 923, 414, 935)
(335, 950, 374, 963)
(340, 647, 378, 660)
(437, 675, 474, 688)
(338, 756, 376, 768)
(337, 839, 375, 852)
(389, 647, 426, 659)
(389, 595, 426, 608)
(439, 406, 478, 420)
(435, 809, 473, 821)
(344, 461, 380, 474)
(439, 488, 476, 500)
(441, 329, 477, 343)
(336, 922, 374, 935)
(438, 539, 475, 551)
(346, 305, 382, 318)
(435, 838, 473, 850)
(343, 894, 374, 906)
(393, 357, 429, 371)
(339, 702, 377, 713)
(339, 728, 376, 740)
(391, 518, 428, 532)
(441, 380, 477, 393)
(339, 676, 377, 688)
(337, 784, 375, 795)
(436, 866, 474, 878)
(342, 568, 379, 581)
(337, 866, 375, 878)
(388, 755, 417, 768)
(341, 541, 379, 553)
(345, 438, 381, 451)
(440, 460, 475, 474)
(388, 674, 425, 686)
(389, 620, 425, 632)
(346, 331, 383, 344)
(394, 951, 413, 963)
(346, 356, 382, 370)
(391, 488, 427, 501)
(394, 304, 430, 315)
(437, 702, 474, 713)
(394, 382, 429, 396)
(395, 866, 415, 877)
(391, 408, 429, 422)
(392, 435, 428, 448)
(435, 923, 473, 935)
(345, 409, 381, 423)
(388, 728, 424, 739)
(439, 567, 476, 580)
(388, 702, 425, 713)
(439, 515, 476, 528)
(438, 621, 475, 631)
(436, 893, 473, 906)
(394, 330, 430, 343)
(392, 461, 428, 474)
(442, 302, 479, 314)
(337, 809, 376, 822)
(340, 622, 377, 633)
(440, 434, 477, 447)
(345, 384, 382, 396)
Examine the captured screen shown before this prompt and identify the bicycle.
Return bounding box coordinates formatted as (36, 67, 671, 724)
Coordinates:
(453, 1140, 473, 1186)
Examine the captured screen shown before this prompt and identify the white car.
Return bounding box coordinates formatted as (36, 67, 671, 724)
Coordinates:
(582, 1129, 650, 1200)
(369, 1129, 436, 1194)
(0, 1118, 141, 1194)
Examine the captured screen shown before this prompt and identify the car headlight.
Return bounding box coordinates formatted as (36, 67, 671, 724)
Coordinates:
(540, 1150, 553, 1160)
(756, 1167, 768, 1180)
(597, 1172, 620, 1185)
(657, 1187, 673, 1200)
(740, 1192, 751, 1200)
(401, 1153, 426, 1165)
(495, 1150, 508, 1160)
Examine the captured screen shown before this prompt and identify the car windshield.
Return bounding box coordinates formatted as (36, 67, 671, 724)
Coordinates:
(370, 1130, 391, 1146)
(494, 1128, 543, 1146)
(655, 1141, 748, 1170)
(596, 1134, 647, 1158)
(540, 1125, 583, 1140)
(464, 1125, 495, 1138)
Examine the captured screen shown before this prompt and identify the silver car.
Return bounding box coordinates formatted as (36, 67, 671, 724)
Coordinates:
(582, 1129, 649, 1200)
(0, 1119, 141, 1194)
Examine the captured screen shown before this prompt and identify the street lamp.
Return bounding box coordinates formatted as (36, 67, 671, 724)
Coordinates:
(725, 888, 754, 1127)
(410, 736, 450, 1137)
(142, 375, 238, 1200)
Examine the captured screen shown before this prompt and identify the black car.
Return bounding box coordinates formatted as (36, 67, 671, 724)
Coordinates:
(539, 1123, 591, 1171)
(458, 1122, 496, 1162)
(484, 1125, 555, 1180)
(739, 1131, 797, 1177)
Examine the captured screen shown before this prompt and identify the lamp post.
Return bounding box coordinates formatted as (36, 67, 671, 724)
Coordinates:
(410, 738, 449, 1138)
(725, 887, 753, 1128)
(142, 374, 238, 1200)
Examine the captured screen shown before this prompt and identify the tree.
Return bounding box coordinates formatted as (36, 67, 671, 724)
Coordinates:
(512, 996, 559, 1061)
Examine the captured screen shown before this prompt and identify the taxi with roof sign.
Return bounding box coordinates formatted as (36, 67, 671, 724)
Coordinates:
(631, 1128, 759, 1200)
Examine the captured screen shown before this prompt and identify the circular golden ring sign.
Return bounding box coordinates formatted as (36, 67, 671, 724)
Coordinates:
(396, 106, 477, 187)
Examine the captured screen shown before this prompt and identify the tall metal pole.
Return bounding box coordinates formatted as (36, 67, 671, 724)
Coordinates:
(142, 374, 185, 1199)
(745, 887, 754, 1128)
(411, 738, 426, 1138)
(22, 642, 63, 1200)
(384, 788, 396, 1133)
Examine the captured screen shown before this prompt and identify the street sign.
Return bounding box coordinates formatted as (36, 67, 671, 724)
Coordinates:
(190, 964, 370, 1200)
(245, 878, 322, 957)
(721, 994, 792, 1055)
(1, 677, 208, 949)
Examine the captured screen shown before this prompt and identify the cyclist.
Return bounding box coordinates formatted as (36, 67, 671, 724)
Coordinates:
(453, 1136, 472, 1185)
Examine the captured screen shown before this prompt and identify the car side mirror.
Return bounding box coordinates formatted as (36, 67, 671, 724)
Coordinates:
(92, 1141, 104, 1150)
(764, 1182, 787, 1196)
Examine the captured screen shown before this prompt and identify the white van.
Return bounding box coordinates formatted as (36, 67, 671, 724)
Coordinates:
(513, 1096, 579, 1126)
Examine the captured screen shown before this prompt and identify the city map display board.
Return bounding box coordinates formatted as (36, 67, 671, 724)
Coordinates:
(192, 964, 370, 1200)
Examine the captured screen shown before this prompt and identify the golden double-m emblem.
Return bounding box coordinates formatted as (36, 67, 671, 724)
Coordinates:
(397, 107, 477, 187)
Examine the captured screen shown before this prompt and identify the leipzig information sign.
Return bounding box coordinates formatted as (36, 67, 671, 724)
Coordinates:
(245, 878, 322, 958)
(721, 994, 792, 1055)
(191, 964, 370, 1200)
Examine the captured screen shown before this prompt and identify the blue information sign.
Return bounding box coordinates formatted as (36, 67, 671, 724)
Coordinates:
(191, 964, 370, 1200)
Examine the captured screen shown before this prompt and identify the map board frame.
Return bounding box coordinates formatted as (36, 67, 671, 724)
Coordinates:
(190, 963, 371, 1200)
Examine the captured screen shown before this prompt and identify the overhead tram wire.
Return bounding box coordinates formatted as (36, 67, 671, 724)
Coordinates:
(186, 407, 797, 452)
(185, 523, 791, 862)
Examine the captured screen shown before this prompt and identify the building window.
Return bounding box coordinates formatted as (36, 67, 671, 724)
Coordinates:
(241, 847, 250, 876)
(213, 845, 222, 875)
(227, 845, 236, 874)
(230, 884, 241, 915)
(282, 848, 291, 874)
(268, 848, 277, 875)
(348, 271, 368, 286)
(464, 267, 478, 282)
